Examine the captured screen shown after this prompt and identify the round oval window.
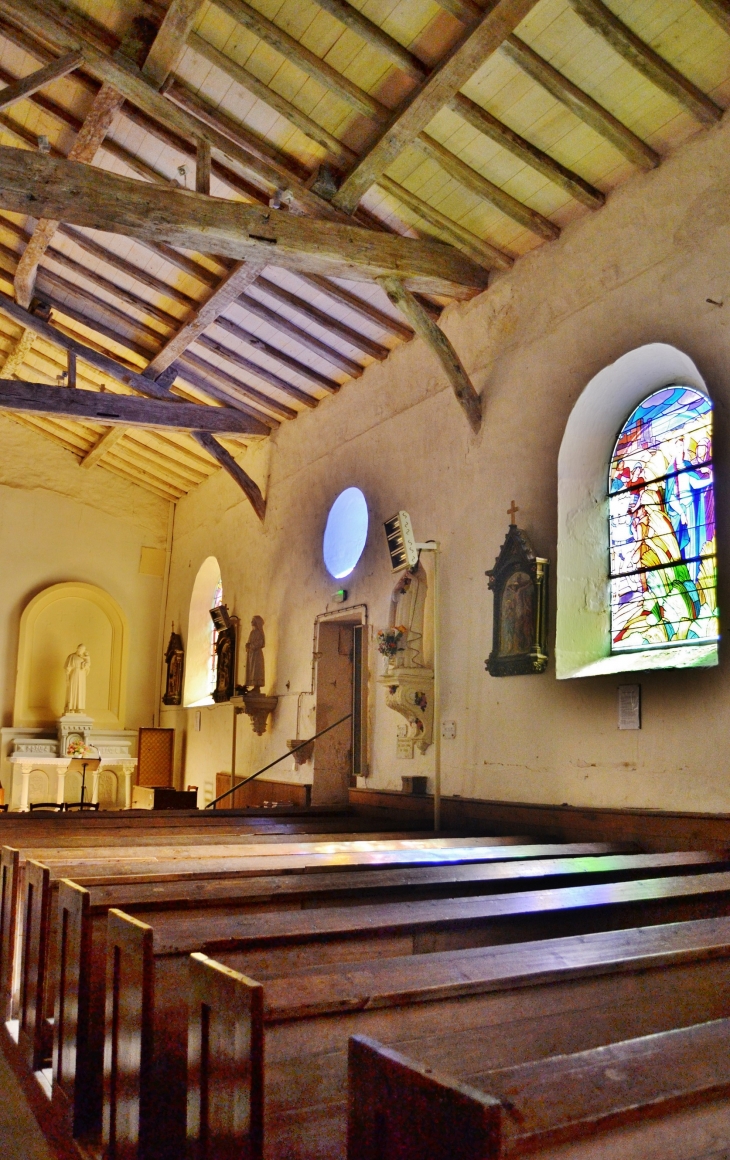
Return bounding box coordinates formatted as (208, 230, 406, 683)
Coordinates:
(323, 488, 369, 579)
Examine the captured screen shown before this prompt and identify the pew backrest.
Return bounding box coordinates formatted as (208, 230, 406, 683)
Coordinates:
(187, 953, 263, 1160)
(18, 858, 50, 1071)
(0, 844, 19, 1022)
(53, 879, 92, 1134)
(348, 1035, 500, 1160)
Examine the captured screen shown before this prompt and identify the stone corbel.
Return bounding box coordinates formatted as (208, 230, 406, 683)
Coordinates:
(239, 692, 278, 736)
(379, 667, 434, 756)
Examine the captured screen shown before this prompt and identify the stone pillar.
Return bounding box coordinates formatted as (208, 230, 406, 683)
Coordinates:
(121, 763, 135, 810)
(56, 765, 67, 806)
(91, 769, 101, 806)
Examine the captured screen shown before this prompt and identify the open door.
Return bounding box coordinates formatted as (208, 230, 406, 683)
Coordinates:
(312, 618, 367, 806)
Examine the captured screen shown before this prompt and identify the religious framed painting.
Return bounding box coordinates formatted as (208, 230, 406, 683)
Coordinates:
(485, 512, 549, 677)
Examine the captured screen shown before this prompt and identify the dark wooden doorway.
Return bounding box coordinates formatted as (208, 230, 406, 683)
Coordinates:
(312, 618, 367, 806)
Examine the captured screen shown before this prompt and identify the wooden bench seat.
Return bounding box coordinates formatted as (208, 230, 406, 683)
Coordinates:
(44, 849, 722, 1137)
(348, 1017, 730, 1159)
(101, 875, 730, 1160)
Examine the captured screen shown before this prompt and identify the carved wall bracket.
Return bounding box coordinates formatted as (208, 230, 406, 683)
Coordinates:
(238, 692, 278, 736)
(378, 667, 434, 755)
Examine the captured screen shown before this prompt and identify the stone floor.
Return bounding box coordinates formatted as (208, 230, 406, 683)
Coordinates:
(0, 1044, 56, 1160)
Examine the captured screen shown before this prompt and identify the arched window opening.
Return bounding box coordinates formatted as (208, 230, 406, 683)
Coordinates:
(609, 388, 717, 655)
(183, 557, 223, 707)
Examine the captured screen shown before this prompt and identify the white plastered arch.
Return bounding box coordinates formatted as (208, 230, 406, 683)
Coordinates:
(556, 343, 716, 678)
(183, 555, 222, 707)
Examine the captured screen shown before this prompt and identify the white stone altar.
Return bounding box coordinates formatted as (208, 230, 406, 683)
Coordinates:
(1, 724, 137, 811)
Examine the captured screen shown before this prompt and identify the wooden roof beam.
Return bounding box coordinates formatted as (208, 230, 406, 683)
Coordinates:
(211, 0, 389, 123)
(378, 275, 481, 434)
(377, 174, 513, 271)
(142, 0, 204, 90)
(567, 0, 723, 127)
(14, 81, 124, 307)
(694, 0, 730, 35)
(193, 429, 266, 521)
(0, 49, 82, 110)
(450, 92, 605, 210)
(0, 377, 266, 433)
(416, 132, 560, 242)
(79, 424, 126, 468)
(502, 35, 660, 170)
(310, 0, 428, 82)
(433, 0, 483, 23)
(332, 0, 544, 214)
(0, 148, 489, 297)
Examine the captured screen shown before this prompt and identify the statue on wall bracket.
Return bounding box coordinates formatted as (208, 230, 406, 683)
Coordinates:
(378, 560, 434, 757)
(485, 502, 549, 677)
(234, 615, 278, 734)
(162, 624, 184, 706)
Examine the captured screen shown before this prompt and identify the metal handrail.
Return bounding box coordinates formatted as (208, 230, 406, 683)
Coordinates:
(206, 712, 352, 808)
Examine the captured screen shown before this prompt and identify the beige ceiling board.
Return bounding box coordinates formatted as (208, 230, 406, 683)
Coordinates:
(186, 32, 358, 167)
(296, 273, 414, 340)
(567, 0, 723, 126)
(308, 0, 429, 82)
(235, 289, 365, 377)
(211, 313, 343, 392)
(333, 0, 545, 213)
(142, 0, 206, 89)
(0, 49, 82, 111)
(175, 350, 291, 421)
(695, 0, 730, 35)
(0, 148, 489, 296)
(501, 34, 660, 168)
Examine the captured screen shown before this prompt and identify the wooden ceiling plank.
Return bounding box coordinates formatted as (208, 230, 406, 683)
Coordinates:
(236, 290, 364, 377)
(379, 274, 481, 433)
(174, 354, 286, 422)
(187, 32, 358, 168)
(193, 427, 265, 519)
(567, 0, 723, 128)
(309, 0, 428, 81)
(110, 440, 206, 487)
(211, 313, 341, 393)
(694, 0, 730, 35)
(433, 0, 482, 23)
(502, 35, 660, 170)
(2, 325, 35, 376)
(56, 227, 199, 308)
(450, 92, 604, 210)
(35, 285, 158, 361)
(132, 425, 223, 470)
(194, 332, 318, 407)
(211, 0, 389, 123)
(296, 273, 414, 340)
(0, 377, 267, 433)
(255, 275, 391, 360)
(142, 0, 205, 90)
(332, 0, 544, 213)
(42, 243, 184, 329)
(14, 80, 124, 307)
(416, 132, 560, 241)
(0, 49, 82, 111)
(79, 424, 126, 468)
(101, 454, 183, 498)
(0, 148, 489, 296)
(144, 257, 268, 377)
(377, 174, 513, 270)
(123, 431, 214, 479)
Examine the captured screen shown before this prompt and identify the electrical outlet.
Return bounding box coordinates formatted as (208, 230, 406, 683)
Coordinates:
(442, 720, 456, 740)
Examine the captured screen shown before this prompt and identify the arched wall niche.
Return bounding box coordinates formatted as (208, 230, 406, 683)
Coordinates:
(556, 343, 716, 679)
(184, 556, 223, 707)
(14, 582, 129, 727)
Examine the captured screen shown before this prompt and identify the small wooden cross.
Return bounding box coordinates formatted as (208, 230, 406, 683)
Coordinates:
(507, 499, 519, 525)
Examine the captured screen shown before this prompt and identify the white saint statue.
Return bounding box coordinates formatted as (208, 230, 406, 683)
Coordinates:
(389, 561, 428, 669)
(64, 644, 90, 714)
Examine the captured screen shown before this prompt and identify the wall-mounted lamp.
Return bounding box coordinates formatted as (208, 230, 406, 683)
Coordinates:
(384, 511, 419, 572)
(209, 604, 232, 631)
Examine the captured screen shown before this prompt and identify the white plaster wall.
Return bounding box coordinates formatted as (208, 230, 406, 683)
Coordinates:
(0, 416, 170, 731)
(166, 111, 730, 814)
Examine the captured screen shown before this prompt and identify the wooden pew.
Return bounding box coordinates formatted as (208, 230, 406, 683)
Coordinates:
(103, 876, 730, 1160)
(48, 849, 721, 1137)
(258, 917, 730, 1159)
(347, 1019, 730, 1159)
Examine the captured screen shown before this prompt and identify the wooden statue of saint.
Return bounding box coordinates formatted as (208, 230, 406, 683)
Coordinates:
(244, 616, 266, 691)
(485, 503, 548, 677)
(162, 626, 184, 705)
(212, 612, 237, 703)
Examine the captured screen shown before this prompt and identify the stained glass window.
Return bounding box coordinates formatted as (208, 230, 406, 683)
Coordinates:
(207, 578, 223, 694)
(609, 386, 717, 654)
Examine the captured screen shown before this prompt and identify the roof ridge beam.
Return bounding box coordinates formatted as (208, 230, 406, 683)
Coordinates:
(332, 0, 544, 214)
(567, 0, 723, 127)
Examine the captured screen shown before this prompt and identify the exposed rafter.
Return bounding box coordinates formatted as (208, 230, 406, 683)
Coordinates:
(333, 0, 543, 213)
(0, 148, 489, 297)
(193, 429, 266, 520)
(79, 424, 126, 468)
(378, 275, 481, 434)
(14, 81, 124, 307)
(0, 49, 81, 110)
(694, 0, 730, 35)
(310, 0, 429, 82)
(567, 0, 723, 127)
(1, 325, 34, 376)
(142, 0, 204, 89)
(502, 35, 660, 171)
